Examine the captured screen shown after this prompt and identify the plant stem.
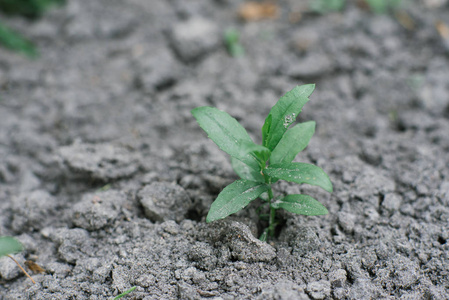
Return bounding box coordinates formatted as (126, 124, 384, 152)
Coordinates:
(267, 187, 276, 237)
(7, 255, 35, 284)
(269, 206, 276, 236)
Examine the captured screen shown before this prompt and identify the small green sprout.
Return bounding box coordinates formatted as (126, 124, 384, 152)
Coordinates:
(113, 286, 137, 300)
(224, 28, 244, 57)
(0, 0, 65, 57)
(0, 236, 35, 284)
(0, 21, 38, 58)
(0, 0, 65, 18)
(192, 84, 333, 240)
(364, 0, 401, 14)
(309, 0, 346, 14)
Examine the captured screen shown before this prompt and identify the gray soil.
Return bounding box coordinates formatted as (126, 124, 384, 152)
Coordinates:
(1, 0, 449, 299)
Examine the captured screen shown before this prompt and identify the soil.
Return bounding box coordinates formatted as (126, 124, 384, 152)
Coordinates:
(1, 0, 449, 299)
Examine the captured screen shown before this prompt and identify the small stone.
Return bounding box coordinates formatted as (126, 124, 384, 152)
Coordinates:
(333, 287, 347, 299)
(306, 280, 331, 300)
(382, 193, 402, 211)
(161, 220, 180, 235)
(112, 265, 130, 293)
(348, 278, 379, 299)
(169, 18, 220, 62)
(93, 264, 113, 283)
(138, 182, 192, 222)
(280, 225, 320, 256)
(329, 269, 347, 288)
(72, 190, 126, 231)
(134, 49, 181, 92)
(135, 274, 156, 288)
(45, 262, 72, 278)
(188, 242, 217, 271)
(207, 220, 276, 263)
(50, 228, 90, 264)
(337, 212, 356, 233)
(177, 281, 200, 300)
(391, 255, 419, 288)
(352, 167, 395, 208)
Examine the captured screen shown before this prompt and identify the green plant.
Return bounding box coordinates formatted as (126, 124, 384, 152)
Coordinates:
(224, 28, 244, 57)
(0, 21, 38, 58)
(0, 0, 65, 57)
(364, 0, 401, 14)
(192, 84, 333, 240)
(113, 286, 136, 300)
(309, 0, 346, 14)
(0, 0, 65, 18)
(0, 236, 35, 283)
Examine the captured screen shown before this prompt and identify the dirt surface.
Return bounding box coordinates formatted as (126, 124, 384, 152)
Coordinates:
(1, 0, 449, 299)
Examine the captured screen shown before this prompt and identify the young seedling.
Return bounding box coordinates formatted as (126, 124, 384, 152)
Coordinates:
(0, 21, 38, 58)
(364, 0, 401, 14)
(0, 0, 65, 57)
(309, 0, 346, 14)
(224, 28, 244, 57)
(113, 286, 136, 300)
(0, 236, 35, 284)
(0, 0, 65, 18)
(192, 84, 333, 240)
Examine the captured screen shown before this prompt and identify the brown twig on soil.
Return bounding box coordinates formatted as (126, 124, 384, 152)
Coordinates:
(7, 255, 36, 284)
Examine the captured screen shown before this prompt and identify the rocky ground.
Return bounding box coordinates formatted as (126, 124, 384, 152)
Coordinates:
(0, 0, 448, 299)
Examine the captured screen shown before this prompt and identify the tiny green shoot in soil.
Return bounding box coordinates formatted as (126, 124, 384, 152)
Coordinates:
(309, 0, 345, 14)
(224, 28, 244, 57)
(365, 0, 402, 14)
(192, 84, 333, 240)
(113, 286, 137, 300)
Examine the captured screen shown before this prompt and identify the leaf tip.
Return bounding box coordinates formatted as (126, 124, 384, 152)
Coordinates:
(320, 206, 329, 215)
(302, 83, 316, 96)
(191, 106, 204, 117)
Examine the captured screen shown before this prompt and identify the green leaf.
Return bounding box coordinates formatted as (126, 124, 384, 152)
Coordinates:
(113, 286, 137, 300)
(206, 180, 269, 222)
(262, 84, 315, 151)
(261, 113, 271, 148)
(309, 0, 345, 14)
(231, 138, 270, 183)
(0, 0, 65, 18)
(0, 236, 23, 257)
(259, 231, 268, 242)
(365, 0, 401, 14)
(0, 21, 38, 58)
(239, 141, 270, 168)
(231, 157, 264, 183)
(264, 162, 333, 193)
(270, 121, 315, 165)
(224, 28, 244, 57)
(192, 107, 260, 171)
(271, 194, 328, 216)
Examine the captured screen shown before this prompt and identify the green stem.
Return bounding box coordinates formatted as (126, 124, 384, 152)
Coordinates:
(269, 205, 276, 237)
(260, 172, 277, 240)
(267, 187, 276, 237)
